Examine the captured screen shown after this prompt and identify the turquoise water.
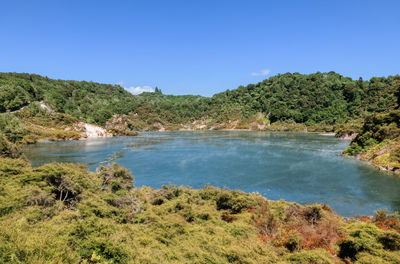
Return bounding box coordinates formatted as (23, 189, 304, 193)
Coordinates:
(23, 131, 400, 216)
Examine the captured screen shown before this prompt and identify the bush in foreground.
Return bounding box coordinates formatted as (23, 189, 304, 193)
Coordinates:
(0, 158, 399, 263)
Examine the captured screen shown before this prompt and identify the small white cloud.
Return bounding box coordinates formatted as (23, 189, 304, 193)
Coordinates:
(125, 86, 154, 95)
(251, 68, 270, 76)
(116, 81, 124, 86)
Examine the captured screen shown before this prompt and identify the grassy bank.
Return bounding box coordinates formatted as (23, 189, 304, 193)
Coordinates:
(0, 158, 400, 263)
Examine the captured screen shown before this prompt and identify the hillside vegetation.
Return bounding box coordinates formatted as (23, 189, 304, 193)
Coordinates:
(1, 157, 400, 263)
(0, 72, 137, 125)
(1, 72, 399, 130)
(119, 72, 399, 131)
(211, 72, 398, 125)
(344, 110, 400, 174)
(1, 71, 400, 169)
(1, 72, 400, 262)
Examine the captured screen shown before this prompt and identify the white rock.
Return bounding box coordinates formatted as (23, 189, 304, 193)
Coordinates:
(76, 122, 113, 138)
(39, 101, 52, 112)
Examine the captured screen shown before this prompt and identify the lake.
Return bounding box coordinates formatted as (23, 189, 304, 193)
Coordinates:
(23, 131, 400, 216)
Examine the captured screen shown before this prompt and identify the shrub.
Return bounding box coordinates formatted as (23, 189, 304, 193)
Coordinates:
(344, 142, 363, 155)
(69, 219, 129, 263)
(285, 232, 302, 252)
(97, 163, 134, 192)
(378, 231, 400, 251)
(34, 163, 93, 206)
(0, 113, 26, 143)
(216, 191, 256, 214)
(286, 249, 337, 264)
(150, 185, 181, 205)
(253, 198, 279, 237)
(373, 209, 400, 232)
(24, 186, 55, 206)
(301, 206, 322, 226)
(0, 132, 22, 158)
(338, 223, 382, 260)
(221, 211, 236, 223)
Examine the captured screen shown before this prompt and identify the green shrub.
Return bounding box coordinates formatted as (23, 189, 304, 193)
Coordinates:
(286, 249, 337, 264)
(97, 163, 134, 192)
(285, 233, 302, 252)
(0, 133, 22, 158)
(216, 191, 256, 214)
(378, 231, 400, 251)
(338, 223, 383, 260)
(344, 142, 363, 155)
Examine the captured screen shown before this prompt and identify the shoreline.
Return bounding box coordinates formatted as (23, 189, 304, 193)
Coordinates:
(351, 153, 400, 176)
(31, 130, 398, 180)
(1, 154, 392, 218)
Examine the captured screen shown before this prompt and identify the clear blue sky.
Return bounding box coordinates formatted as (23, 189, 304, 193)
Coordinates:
(1, 0, 399, 96)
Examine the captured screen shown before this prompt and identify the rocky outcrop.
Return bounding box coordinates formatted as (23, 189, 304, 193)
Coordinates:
(106, 114, 151, 133)
(39, 101, 52, 112)
(154, 122, 165, 131)
(337, 131, 358, 140)
(73, 122, 113, 138)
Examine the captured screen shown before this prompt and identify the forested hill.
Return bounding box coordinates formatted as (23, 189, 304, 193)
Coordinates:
(1, 71, 399, 129)
(2, 71, 399, 173)
(0, 72, 137, 125)
(210, 72, 399, 125)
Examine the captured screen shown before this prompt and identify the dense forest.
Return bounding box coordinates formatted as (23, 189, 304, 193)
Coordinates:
(0, 73, 137, 125)
(122, 72, 400, 129)
(1, 72, 399, 128)
(211, 72, 399, 124)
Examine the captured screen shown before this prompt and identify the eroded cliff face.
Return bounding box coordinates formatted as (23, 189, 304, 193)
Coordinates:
(337, 131, 358, 140)
(73, 122, 113, 138)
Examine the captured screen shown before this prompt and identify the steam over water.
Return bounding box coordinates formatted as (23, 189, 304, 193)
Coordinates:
(23, 131, 400, 216)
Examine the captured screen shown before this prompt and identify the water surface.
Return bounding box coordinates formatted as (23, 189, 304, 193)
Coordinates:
(23, 131, 400, 216)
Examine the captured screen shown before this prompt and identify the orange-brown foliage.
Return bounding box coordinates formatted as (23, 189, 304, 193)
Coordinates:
(322, 204, 333, 212)
(221, 211, 236, 223)
(374, 217, 400, 232)
(252, 202, 342, 253)
(354, 215, 372, 222)
(298, 218, 340, 250)
(252, 198, 278, 240)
